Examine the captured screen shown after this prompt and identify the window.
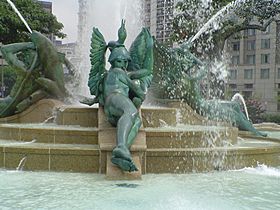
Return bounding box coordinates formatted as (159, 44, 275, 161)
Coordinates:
(244, 84, 253, 89)
(260, 68, 270, 79)
(246, 55, 255, 65)
(242, 91, 253, 98)
(245, 29, 256, 36)
(231, 56, 240, 65)
(229, 84, 237, 89)
(261, 54, 270, 64)
(244, 69, 253, 79)
(262, 25, 271, 34)
(261, 39, 270, 49)
(229, 69, 237, 80)
(247, 40, 255, 51)
(232, 41, 240, 51)
(278, 92, 280, 111)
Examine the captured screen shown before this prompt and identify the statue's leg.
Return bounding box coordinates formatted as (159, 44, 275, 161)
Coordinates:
(126, 113, 141, 147)
(0, 96, 13, 117)
(236, 115, 267, 137)
(15, 90, 48, 113)
(105, 94, 140, 171)
(36, 77, 65, 98)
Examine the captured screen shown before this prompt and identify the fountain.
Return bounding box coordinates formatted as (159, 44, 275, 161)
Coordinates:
(0, 0, 280, 208)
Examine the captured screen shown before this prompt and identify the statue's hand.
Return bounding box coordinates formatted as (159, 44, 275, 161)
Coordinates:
(132, 97, 142, 109)
(80, 97, 98, 106)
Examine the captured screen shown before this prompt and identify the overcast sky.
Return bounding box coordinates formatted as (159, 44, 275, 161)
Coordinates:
(48, 0, 79, 43)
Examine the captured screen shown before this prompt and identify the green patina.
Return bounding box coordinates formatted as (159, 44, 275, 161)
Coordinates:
(0, 31, 69, 117)
(153, 41, 266, 137)
(82, 20, 154, 171)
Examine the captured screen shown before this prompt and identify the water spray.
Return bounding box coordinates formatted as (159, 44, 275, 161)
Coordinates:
(231, 93, 249, 120)
(121, 0, 128, 20)
(6, 0, 32, 33)
(191, 0, 250, 43)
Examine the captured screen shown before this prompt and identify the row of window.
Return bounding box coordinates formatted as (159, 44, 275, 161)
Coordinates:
(231, 54, 270, 65)
(231, 39, 270, 51)
(228, 84, 253, 89)
(229, 68, 272, 80)
(243, 26, 271, 36)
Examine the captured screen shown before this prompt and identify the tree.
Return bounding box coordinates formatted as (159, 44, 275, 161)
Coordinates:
(0, 0, 66, 44)
(172, 0, 280, 59)
(245, 98, 266, 123)
(0, 65, 17, 97)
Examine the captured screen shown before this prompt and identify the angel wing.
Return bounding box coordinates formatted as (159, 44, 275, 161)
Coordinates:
(88, 27, 107, 105)
(128, 28, 154, 91)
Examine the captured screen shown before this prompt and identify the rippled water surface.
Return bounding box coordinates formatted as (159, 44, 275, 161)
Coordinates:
(0, 165, 279, 210)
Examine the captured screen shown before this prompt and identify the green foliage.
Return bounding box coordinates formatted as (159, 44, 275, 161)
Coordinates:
(172, 0, 280, 58)
(262, 114, 280, 124)
(0, 65, 17, 97)
(245, 98, 266, 123)
(0, 0, 66, 44)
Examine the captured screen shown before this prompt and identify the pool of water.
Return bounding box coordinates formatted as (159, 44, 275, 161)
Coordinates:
(0, 165, 279, 210)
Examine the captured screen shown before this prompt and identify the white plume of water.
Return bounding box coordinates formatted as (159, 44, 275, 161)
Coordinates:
(6, 0, 32, 33)
(236, 163, 280, 177)
(191, 0, 249, 43)
(231, 93, 249, 120)
(76, 0, 143, 96)
(16, 156, 27, 171)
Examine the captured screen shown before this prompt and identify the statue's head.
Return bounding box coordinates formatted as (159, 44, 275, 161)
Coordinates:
(30, 31, 52, 47)
(108, 46, 131, 70)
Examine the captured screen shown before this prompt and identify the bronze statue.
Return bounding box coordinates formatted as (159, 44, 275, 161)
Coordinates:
(82, 20, 153, 171)
(0, 31, 71, 117)
(153, 41, 267, 137)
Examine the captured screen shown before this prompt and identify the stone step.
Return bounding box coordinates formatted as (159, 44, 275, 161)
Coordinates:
(0, 99, 63, 124)
(146, 141, 280, 173)
(56, 105, 99, 127)
(0, 123, 98, 145)
(0, 141, 99, 172)
(145, 125, 238, 148)
(56, 106, 178, 128)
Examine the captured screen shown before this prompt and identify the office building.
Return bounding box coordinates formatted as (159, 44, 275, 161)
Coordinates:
(226, 22, 280, 113)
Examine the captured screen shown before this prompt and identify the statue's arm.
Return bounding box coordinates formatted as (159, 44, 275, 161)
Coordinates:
(122, 74, 145, 100)
(63, 56, 76, 75)
(127, 69, 151, 80)
(1, 42, 36, 70)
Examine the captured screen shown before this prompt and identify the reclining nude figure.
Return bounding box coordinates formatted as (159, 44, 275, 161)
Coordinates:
(154, 41, 266, 137)
(0, 31, 71, 117)
(82, 21, 153, 171)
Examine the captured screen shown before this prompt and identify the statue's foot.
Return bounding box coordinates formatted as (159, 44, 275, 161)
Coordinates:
(111, 157, 138, 172)
(258, 131, 267, 137)
(112, 145, 132, 161)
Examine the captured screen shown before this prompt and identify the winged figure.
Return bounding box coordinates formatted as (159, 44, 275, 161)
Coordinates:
(83, 20, 153, 171)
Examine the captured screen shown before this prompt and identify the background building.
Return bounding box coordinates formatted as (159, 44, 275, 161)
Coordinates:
(37, 1, 55, 42)
(226, 22, 280, 113)
(144, 0, 280, 113)
(144, 0, 175, 43)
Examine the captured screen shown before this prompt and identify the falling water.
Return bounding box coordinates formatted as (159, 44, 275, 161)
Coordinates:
(6, 0, 32, 33)
(16, 156, 27, 171)
(191, 0, 249, 43)
(231, 93, 249, 120)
